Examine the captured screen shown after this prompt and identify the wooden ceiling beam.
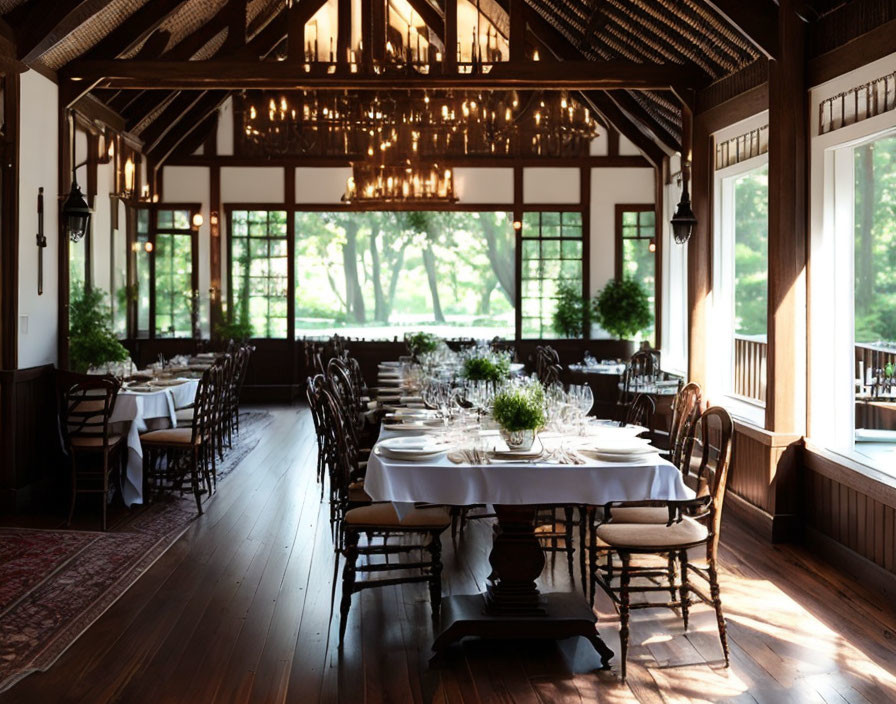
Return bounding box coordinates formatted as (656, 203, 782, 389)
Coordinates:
(701, 0, 778, 59)
(580, 91, 665, 168)
(81, 0, 185, 60)
(405, 0, 444, 42)
(63, 58, 701, 90)
(147, 91, 229, 166)
(607, 90, 680, 154)
(137, 91, 207, 152)
(12, 0, 110, 64)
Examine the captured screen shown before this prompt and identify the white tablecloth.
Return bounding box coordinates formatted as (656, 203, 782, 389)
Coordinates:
(111, 379, 199, 507)
(365, 428, 694, 514)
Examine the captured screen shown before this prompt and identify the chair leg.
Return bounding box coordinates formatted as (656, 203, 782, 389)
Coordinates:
(708, 561, 730, 666)
(666, 553, 677, 604)
(450, 506, 459, 539)
(619, 551, 631, 682)
(101, 453, 109, 532)
(67, 455, 78, 527)
(427, 532, 443, 620)
(579, 506, 588, 596)
(191, 448, 203, 515)
(564, 506, 574, 580)
(339, 529, 360, 648)
(589, 517, 598, 608)
(679, 549, 690, 630)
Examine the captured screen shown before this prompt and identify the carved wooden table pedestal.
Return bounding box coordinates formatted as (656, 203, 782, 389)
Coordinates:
(431, 505, 614, 668)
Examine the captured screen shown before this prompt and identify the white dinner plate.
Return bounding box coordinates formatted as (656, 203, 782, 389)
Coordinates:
(587, 438, 656, 454)
(375, 435, 451, 460)
(583, 449, 660, 462)
(383, 420, 441, 432)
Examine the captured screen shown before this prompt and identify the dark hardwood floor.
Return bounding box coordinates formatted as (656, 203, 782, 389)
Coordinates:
(3, 405, 896, 703)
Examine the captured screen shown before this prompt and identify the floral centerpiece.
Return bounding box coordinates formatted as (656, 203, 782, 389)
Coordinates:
(491, 380, 546, 451)
(460, 348, 512, 382)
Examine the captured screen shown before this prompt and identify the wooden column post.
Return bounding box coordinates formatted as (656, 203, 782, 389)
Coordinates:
(443, 0, 457, 73)
(209, 164, 222, 337)
(687, 110, 712, 388)
(766, 0, 807, 434)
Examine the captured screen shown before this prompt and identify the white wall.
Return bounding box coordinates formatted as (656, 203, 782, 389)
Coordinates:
(296, 166, 351, 203)
(222, 166, 283, 203)
(453, 167, 513, 203)
(588, 167, 654, 298)
(17, 70, 58, 368)
(523, 168, 579, 203)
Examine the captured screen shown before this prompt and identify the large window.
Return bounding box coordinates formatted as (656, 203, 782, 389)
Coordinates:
(135, 209, 151, 336)
(520, 210, 583, 338)
(616, 205, 656, 342)
(293, 211, 515, 339)
(713, 157, 768, 413)
(153, 209, 196, 338)
(228, 210, 289, 338)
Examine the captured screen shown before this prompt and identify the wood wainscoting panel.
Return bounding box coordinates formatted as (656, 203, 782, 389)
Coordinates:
(725, 421, 802, 542)
(0, 364, 59, 513)
(802, 447, 896, 593)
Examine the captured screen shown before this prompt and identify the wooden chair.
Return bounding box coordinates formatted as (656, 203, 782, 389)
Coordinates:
(618, 349, 661, 403)
(591, 406, 734, 681)
(665, 382, 702, 468)
(141, 367, 215, 514)
(320, 386, 449, 647)
(57, 371, 124, 531)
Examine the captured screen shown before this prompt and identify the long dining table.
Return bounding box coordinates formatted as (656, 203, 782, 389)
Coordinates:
(364, 422, 694, 666)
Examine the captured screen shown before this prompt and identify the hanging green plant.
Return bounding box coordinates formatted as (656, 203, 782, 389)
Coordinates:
(69, 287, 130, 373)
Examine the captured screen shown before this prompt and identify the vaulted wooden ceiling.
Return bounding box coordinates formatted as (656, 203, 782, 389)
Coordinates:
(0, 0, 859, 169)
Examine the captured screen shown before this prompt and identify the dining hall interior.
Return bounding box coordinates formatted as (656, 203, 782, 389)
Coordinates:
(2, 0, 896, 701)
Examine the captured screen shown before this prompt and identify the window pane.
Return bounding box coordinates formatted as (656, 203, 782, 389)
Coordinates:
(154, 232, 194, 338)
(619, 208, 658, 345)
(294, 211, 515, 340)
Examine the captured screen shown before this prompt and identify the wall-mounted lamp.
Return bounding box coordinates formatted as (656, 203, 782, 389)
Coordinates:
(123, 156, 135, 196)
(62, 110, 92, 242)
(144, 241, 154, 253)
(192, 212, 204, 228)
(512, 220, 522, 231)
(648, 239, 656, 253)
(670, 162, 697, 245)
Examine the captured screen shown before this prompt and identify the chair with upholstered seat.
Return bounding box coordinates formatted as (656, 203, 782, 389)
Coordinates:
(141, 367, 214, 514)
(590, 406, 734, 681)
(57, 371, 125, 531)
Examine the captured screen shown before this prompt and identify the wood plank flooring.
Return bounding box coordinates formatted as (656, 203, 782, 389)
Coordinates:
(3, 405, 896, 703)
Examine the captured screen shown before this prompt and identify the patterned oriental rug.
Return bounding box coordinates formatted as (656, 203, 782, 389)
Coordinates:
(0, 410, 274, 693)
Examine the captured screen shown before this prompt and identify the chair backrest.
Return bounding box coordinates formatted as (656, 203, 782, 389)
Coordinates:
(57, 371, 121, 451)
(311, 383, 354, 500)
(306, 373, 337, 480)
(683, 405, 734, 554)
(624, 393, 655, 431)
(669, 382, 702, 471)
(620, 349, 661, 401)
(191, 367, 217, 444)
(534, 345, 561, 385)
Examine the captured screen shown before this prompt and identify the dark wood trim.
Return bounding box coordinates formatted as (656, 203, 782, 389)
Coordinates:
(697, 83, 769, 135)
(209, 165, 222, 337)
(13, 0, 110, 65)
(654, 164, 664, 349)
(513, 165, 523, 343)
(285, 167, 295, 343)
(70, 93, 126, 133)
(701, 0, 778, 59)
(443, 0, 457, 73)
(613, 203, 655, 280)
(1, 72, 19, 369)
(580, 166, 591, 340)
(168, 154, 651, 169)
(765, 0, 807, 434)
(808, 16, 896, 87)
(63, 59, 704, 91)
(687, 119, 712, 387)
(81, 0, 184, 61)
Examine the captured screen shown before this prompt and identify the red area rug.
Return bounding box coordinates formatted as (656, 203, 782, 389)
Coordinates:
(0, 410, 273, 693)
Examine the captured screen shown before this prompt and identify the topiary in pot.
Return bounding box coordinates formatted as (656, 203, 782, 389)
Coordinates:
(592, 278, 653, 341)
(69, 286, 131, 374)
(552, 279, 590, 338)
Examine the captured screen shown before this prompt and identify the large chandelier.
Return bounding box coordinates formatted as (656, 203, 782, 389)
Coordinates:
(240, 89, 599, 159)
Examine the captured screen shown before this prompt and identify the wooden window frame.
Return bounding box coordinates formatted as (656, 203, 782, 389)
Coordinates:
(615, 203, 658, 338)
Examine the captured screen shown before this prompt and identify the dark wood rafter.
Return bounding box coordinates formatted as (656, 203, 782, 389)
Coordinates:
(124, 91, 181, 132)
(223, 0, 248, 53)
(337, 0, 351, 66)
(405, 0, 445, 43)
(137, 91, 208, 153)
(443, 0, 457, 72)
(701, 0, 778, 59)
(287, 0, 329, 62)
(9, 0, 109, 64)
(146, 91, 230, 167)
(508, 0, 525, 62)
(62, 58, 701, 90)
(607, 90, 681, 154)
(81, 0, 185, 60)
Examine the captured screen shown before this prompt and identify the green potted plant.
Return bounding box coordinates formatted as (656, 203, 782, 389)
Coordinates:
(216, 313, 254, 341)
(552, 279, 590, 338)
(461, 349, 511, 382)
(491, 381, 546, 451)
(592, 278, 653, 355)
(405, 331, 440, 358)
(69, 286, 131, 374)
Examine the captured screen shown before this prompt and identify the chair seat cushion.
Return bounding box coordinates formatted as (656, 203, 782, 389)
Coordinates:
(140, 428, 200, 447)
(348, 480, 371, 503)
(71, 434, 123, 449)
(607, 506, 671, 524)
(596, 515, 708, 548)
(175, 407, 195, 424)
(344, 503, 450, 529)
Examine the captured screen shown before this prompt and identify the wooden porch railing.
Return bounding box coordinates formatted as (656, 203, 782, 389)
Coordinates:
(734, 334, 767, 403)
(854, 342, 896, 382)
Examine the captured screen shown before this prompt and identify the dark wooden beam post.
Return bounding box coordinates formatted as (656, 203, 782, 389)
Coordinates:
(1, 72, 19, 370)
(287, 0, 305, 62)
(701, 0, 778, 59)
(654, 161, 664, 348)
(337, 0, 351, 65)
(509, 0, 525, 63)
(766, 0, 808, 433)
(687, 106, 711, 388)
(371, 0, 386, 65)
(444, 0, 457, 73)
(210, 164, 222, 338)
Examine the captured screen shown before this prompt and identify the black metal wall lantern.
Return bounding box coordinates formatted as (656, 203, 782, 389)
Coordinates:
(62, 110, 92, 243)
(670, 162, 697, 245)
